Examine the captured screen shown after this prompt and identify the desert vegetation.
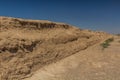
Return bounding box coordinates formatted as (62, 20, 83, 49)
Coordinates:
(100, 37, 114, 50)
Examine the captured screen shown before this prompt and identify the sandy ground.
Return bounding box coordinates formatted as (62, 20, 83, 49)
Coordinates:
(24, 36, 120, 80)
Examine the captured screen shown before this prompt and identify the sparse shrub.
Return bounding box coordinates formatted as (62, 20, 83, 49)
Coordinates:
(105, 38, 114, 43)
(100, 38, 114, 50)
(101, 42, 110, 49)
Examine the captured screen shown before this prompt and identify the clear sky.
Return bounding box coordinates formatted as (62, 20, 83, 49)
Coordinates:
(0, 0, 120, 33)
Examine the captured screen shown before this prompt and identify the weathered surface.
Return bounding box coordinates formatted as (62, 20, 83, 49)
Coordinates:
(0, 17, 109, 80)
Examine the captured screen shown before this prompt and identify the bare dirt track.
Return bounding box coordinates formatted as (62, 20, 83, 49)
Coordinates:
(24, 36, 120, 80)
(0, 16, 110, 80)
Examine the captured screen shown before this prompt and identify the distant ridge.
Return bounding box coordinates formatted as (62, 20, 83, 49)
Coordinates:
(0, 16, 72, 30)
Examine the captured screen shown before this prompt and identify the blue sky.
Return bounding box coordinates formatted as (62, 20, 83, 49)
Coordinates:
(0, 0, 120, 33)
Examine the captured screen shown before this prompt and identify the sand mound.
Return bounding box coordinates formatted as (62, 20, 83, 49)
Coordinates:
(0, 16, 109, 80)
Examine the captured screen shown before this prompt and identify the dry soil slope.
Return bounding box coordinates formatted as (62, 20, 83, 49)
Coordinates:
(24, 36, 120, 80)
(0, 16, 110, 80)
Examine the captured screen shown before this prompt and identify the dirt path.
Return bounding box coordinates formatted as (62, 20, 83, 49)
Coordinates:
(24, 36, 120, 80)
